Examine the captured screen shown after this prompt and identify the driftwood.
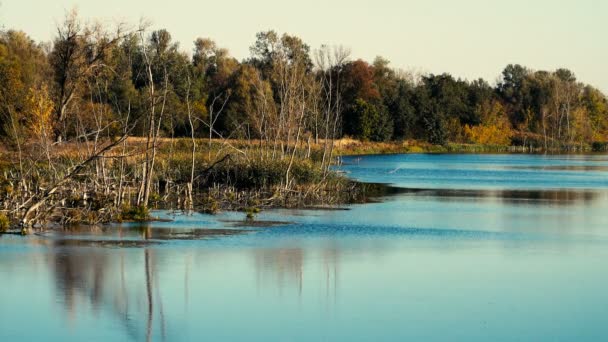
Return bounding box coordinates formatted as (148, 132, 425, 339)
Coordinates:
(20, 135, 129, 227)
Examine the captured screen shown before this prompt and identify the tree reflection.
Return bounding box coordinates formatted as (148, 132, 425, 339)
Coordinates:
(47, 234, 346, 340)
(253, 245, 341, 304)
(48, 236, 167, 341)
(397, 187, 601, 205)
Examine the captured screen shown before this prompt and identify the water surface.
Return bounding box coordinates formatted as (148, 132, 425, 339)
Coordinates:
(2, 153, 608, 341)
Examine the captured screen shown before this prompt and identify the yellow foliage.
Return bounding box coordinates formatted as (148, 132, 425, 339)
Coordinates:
(193, 97, 208, 119)
(570, 107, 594, 144)
(464, 100, 512, 145)
(464, 124, 512, 145)
(26, 85, 54, 140)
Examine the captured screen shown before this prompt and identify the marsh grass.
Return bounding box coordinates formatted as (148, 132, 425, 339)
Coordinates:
(0, 137, 365, 229)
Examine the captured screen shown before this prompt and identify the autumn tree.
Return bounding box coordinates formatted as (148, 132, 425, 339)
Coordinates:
(464, 100, 512, 145)
(0, 30, 50, 144)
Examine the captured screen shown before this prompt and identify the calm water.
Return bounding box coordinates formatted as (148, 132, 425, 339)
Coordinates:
(2, 154, 608, 341)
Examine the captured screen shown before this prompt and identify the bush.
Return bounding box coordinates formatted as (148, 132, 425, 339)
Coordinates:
(201, 195, 220, 214)
(244, 207, 260, 220)
(120, 205, 150, 221)
(290, 160, 323, 184)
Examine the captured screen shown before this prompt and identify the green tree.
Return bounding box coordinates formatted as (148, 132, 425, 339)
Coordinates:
(346, 99, 392, 141)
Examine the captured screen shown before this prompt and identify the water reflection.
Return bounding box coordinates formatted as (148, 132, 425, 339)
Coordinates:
(43, 238, 345, 341)
(48, 243, 167, 341)
(28, 225, 607, 341)
(509, 165, 608, 172)
(255, 248, 305, 296)
(395, 187, 602, 205)
(3, 153, 608, 341)
(43, 225, 248, 341)
(47, 224, 248, 242)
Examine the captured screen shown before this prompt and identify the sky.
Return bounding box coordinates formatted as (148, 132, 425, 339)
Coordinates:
(1, 0, 607, 91)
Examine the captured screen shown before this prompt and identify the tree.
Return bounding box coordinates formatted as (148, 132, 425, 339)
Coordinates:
(249, 31, 314, 165)
(194, 39, 239, 136)
(26, 85, 55, 160)
(341, 59, 380, 105)
(314, 45, 350, 172)
(551, 68, 578, 143)
(464, 100, 512, 145)
(135, 27, 172, 207)
(0, 30, 50, 142)
(341, 60, 381, 137)
(423, 73, 475, 125)
(221, 64, 263, 138)
(346, 99, 392, 141)
(386, 79, 416, 139)
(49, 9, 123, 141)
(412, 85, 447, 145)
(498, 64, 530, 125)
(581, 86, 608, 140)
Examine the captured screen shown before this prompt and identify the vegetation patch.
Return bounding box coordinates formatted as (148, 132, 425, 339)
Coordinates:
(119, 205, 150, 222)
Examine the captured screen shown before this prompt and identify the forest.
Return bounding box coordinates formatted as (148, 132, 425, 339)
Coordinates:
(1, 11, 608, 229)
(3, 12, 608, 148)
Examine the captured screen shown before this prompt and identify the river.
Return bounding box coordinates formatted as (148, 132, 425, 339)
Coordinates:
(1, 153, 608, 341)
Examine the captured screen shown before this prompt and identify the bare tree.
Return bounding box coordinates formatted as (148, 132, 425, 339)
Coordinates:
(185, 74, 196, 211)
(136, 26, 169, 208)
(50, 9, 124, 142)
(315, 45, 350, 174)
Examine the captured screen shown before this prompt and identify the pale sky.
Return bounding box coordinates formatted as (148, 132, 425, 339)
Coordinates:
(1, 0, 607, 91)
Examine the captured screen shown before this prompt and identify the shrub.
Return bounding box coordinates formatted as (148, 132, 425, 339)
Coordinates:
(244, 207, 260, 220)
(201, 195, 220, 214)
(120, 205, 150, 221)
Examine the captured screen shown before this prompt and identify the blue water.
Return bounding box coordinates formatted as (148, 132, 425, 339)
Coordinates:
(2, 153, 608, 341)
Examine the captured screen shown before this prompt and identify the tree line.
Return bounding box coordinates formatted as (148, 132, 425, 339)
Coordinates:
(2, 11, 608, 152)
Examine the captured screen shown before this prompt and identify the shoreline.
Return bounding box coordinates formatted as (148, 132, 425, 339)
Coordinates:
(333, 139, 607, 156)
